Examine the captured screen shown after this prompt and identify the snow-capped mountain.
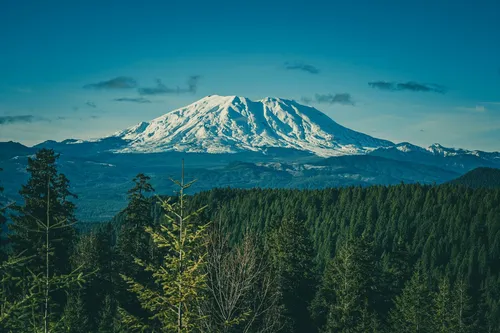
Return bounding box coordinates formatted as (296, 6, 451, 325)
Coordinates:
(426, 143, 500, 160)
(109, 95, 394, 157)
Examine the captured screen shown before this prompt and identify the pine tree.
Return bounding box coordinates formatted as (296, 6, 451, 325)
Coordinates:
(269, 216, 316, 333)
(0, 254, 37, 331)
(9, 149, 76, 276)
(120, 161, 209, 332)
(313, 237, 379, 333)
(389, 264, 433, 333)
(118, 173, 155, 265)
(116, 173, 156, 320)
(6, 154, 88, 332)
(432, 277, 453, 333)
(450, 278, 473, 333)
(65, 229, 114, 331)
(62, 291, 91, 333)
(98, 294, 119, 333)
(356, 299, 381, 333)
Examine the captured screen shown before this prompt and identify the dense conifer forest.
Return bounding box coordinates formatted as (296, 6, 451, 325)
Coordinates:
(448, 167, 500, 189)
(1, 149, 500, 332)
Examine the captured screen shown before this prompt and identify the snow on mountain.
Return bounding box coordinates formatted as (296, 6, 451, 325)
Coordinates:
(109, 95, 394, 157)
(426, 143, 500, 160)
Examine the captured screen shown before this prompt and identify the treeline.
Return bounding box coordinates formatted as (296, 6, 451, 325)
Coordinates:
(1, 149, 500, 332)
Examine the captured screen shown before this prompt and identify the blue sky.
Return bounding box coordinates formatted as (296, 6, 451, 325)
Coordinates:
(1, 0, 499, 151)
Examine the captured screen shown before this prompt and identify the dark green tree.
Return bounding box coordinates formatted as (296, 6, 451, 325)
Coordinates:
(389, 264, 433, 333)
(432, 277, 453, 333)
(450, 279, 473, 333)
(116, 173, 155, 320)
(63, 227, 114, 331)
(8, 149, 76, 276)
(269, 216, 316, 333)
(312, 237, 380, 333)
(62, 291, 91, 333)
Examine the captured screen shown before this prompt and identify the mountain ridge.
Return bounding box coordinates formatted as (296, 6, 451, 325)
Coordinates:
(105, 95, 394, 157)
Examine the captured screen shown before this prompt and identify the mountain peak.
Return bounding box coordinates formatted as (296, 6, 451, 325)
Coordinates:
(105, 95, 394, 156)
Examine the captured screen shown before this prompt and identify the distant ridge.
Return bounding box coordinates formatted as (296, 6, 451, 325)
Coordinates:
(448, 167, 500, 188)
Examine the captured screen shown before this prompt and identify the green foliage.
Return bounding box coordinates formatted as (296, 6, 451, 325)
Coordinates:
(313, 237, 380, 333)
(8, 149, 76, 276)
(62, 291, 91, 333)
(389, 264, 433, 333)
(3, 161, 500, 332)
(449, 167, 500, 188)
(120, 165, 209, 332)
(116, 173, 156, 321)
(269, 216, 316, 333)
(432, 277, 453, 333)
(0, 254, 37, 330)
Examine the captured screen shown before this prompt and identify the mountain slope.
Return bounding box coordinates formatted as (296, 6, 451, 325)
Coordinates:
(448, 167, 500, 188)
(110, 95, 394, 156)
(370, 142, 500, 173)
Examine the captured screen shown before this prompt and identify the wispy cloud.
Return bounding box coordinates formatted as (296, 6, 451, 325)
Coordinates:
(314, 93, 354, 105)
(301, 93, 355, 106)
(0, 115, 49, 125)
(138, 76, 200, 96)
(368, 81, 446, 94)
(284, 62, 320, 74)
(83, 76, 137, 90)
(114, 97, 152, 104)
(300, 97, 313, 104)
(85, 101, 97, 108)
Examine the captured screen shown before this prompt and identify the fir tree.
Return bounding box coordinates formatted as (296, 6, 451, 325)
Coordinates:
(118, 173, 155, 264)
(116, 173, 156, 320)
(120, 161, 209, 332)
(269, 216, 316, 333)
(450, 278, 473, 333)
(62, 291, 91, 333)
(98, 294, 119, 333)
(312, 237, 379, 333)
(65, 229, 114, 331)
(6, 157, 88, 332)
(432, 277, 453, 333)
(0, 254, 37, 331)
(389, 263, 433, 333)
(9, 149, 76, 276)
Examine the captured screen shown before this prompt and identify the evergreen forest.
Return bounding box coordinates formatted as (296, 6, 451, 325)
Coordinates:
(1, 149, 499, 333)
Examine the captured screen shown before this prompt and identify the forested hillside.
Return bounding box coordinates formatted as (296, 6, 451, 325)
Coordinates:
(1, 149, 500, 332)
(449, 167, 500, 188)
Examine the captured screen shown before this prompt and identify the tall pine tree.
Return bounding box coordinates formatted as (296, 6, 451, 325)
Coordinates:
(269, 216, 316, 333)
(312, 236, 380, 333)
(389, 263, 433, 333)
(9, 149, 76, 276)
(120, 161, 209, 332)
(116, 173, 155, 321)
